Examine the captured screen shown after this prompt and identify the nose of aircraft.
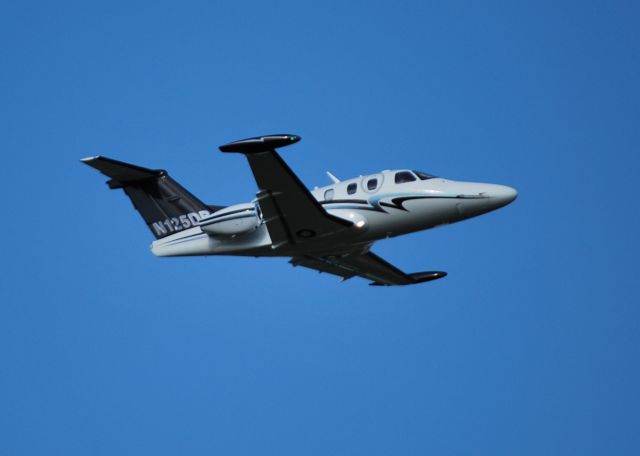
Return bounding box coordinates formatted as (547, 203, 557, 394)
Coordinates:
(487, 184, 518, 209)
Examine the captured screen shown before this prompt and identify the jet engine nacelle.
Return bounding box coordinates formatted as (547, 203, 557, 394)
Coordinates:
(199, 204, 261, 236)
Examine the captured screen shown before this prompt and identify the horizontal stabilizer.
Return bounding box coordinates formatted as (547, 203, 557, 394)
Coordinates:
(81, 156, 164, 186)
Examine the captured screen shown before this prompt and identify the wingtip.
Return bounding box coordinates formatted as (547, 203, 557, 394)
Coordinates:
(81, 156, 99, 163)
(409, 271, 448, 283)
(219, 134, 301, 154)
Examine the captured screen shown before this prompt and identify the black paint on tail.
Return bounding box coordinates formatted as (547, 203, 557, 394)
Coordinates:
(82, 156, 224, 239)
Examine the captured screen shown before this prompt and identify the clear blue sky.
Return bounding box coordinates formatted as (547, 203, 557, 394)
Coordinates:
(1, 1, 639, 454)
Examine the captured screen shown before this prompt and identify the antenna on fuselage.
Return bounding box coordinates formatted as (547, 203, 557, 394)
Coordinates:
(326, 171, 340, 184)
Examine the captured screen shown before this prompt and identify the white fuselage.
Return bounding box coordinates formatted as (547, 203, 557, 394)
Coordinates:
(150, 169, 517, 258)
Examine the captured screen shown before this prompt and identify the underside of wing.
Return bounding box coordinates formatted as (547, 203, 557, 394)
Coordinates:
(219, 134, 352, 249)
(290, 251, 447, 286)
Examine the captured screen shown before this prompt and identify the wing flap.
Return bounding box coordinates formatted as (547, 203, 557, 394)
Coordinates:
(290, 256, 357, 280)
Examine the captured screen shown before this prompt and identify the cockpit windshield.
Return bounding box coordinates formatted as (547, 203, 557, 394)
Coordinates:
(413, 170, 437, 180)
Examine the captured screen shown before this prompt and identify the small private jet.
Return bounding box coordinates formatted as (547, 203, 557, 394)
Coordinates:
(82, 134, 516, 286)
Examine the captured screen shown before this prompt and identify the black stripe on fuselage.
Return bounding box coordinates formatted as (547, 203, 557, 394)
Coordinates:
(321, 194, 487, 213)
(320, 199, 387, 213)
(320, 199, 369, 205)
(384, 195, 488, 211)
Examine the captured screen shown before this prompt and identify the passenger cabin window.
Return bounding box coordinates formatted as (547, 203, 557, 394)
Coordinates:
(395, 171, 416, 184)
(324, 188, 335, 201)
(366, 178, 378, 191)
(347, 183, 357, 195)
(414, 170, 437, 180)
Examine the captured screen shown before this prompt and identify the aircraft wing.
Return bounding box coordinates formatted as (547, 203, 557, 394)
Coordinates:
(219, 134, 352, 248)
(290, 251, 447, 286)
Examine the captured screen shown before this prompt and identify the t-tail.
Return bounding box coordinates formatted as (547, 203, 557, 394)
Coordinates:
(81, 156, 223, 239)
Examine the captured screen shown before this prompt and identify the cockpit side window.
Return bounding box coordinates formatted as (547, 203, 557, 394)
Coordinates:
(347, 183, 357, 195)
(395, 171, 417, 184)
(413, 170, 437, 180)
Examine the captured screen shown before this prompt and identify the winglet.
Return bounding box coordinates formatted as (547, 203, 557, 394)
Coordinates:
(219, 134, 301, 154)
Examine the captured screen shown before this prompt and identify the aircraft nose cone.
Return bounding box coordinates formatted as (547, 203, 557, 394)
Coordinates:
(490, 185, 518, 208)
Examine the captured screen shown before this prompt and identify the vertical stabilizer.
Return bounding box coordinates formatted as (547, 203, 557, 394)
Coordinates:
(82, 156, 223, 239)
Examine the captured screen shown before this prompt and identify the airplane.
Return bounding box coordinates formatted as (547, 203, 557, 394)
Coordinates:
(82, 134, 517, 286)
